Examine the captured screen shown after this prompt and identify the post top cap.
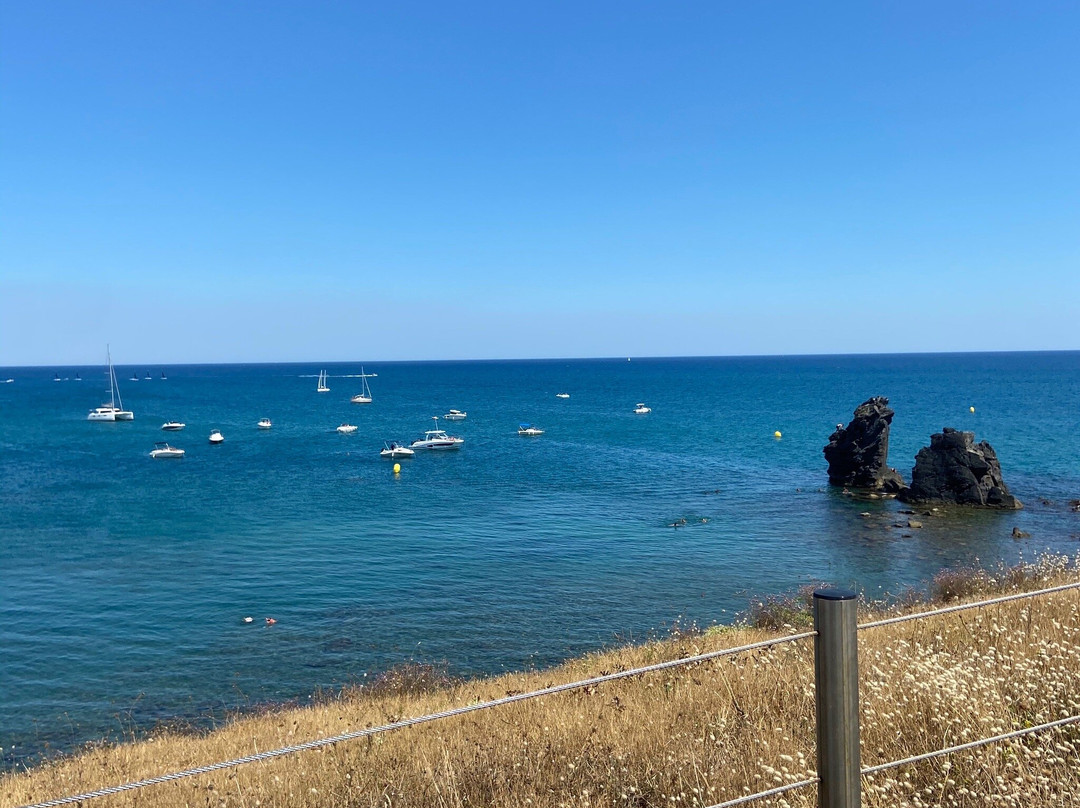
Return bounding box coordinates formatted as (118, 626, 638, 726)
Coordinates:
(813, 587, 857, 601)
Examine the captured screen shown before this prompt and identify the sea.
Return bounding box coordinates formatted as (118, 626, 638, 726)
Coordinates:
(2, 353, 1079, 770)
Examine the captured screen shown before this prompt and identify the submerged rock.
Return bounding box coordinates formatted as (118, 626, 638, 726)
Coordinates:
(898, 427, 1022, 509)
(824, 397, 906, 492)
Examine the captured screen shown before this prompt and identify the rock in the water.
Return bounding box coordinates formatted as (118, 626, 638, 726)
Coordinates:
(1012, 527, 1031, 538)
(824, 397, 906, 491)
(898, 427, 1022, 509)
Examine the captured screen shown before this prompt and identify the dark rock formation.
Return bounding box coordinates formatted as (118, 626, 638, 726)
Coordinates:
(824, 397, 906, 492)
(898, 428, 1022, 509)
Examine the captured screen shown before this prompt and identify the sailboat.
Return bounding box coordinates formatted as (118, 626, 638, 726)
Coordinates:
(350, 367, 375, 404)
(88, 346, 133, 421)
(316, 369, 330, 393)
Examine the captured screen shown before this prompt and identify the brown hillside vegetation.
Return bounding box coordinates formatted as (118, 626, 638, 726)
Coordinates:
(4, 555, 1080, 808)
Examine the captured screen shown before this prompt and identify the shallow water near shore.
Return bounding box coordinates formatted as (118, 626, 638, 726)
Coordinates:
(2, 352, 1079, 769)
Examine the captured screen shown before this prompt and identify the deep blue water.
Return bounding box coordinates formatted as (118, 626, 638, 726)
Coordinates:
(2, 353, 1080, 768)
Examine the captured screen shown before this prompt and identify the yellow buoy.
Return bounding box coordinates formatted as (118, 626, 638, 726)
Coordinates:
(393, 463, 401, 474)
(774, 431, 782, 439)
(969, 406, 975, 413)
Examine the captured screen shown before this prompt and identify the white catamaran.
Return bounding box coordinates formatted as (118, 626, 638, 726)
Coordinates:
(88, 346, 133, 421)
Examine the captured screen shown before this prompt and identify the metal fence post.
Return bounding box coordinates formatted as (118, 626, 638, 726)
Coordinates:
(814, 588, 860, 808)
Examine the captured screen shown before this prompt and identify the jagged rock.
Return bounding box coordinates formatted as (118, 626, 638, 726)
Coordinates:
(898, 427, 1022, 509)
(824, 397, 906, 491)
(1012, 527, 1031, 538)
(907, 519, 923, 529)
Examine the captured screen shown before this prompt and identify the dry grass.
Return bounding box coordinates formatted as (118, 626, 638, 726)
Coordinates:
(5, 555, 1080, 808)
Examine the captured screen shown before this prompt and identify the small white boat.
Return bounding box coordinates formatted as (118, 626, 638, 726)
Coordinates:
(316, 369, 330, 393)
(350, 367, 374, 403)
(54, 373, 62, 382)
(144, 371, 152, 380)
(518, 423, 544, 436)
(634, 403, 652, 414)
(209, 429, 225, 444)
(150, 442, 185, 459)
(380, 442, 415, 459)
(257, 418, 272, 429)
(410, 417, 464, 450)
(443, 409, 467, 420)
(161, 421, 185, 431)
(2, 378, 12, 383)
(556, 393, 570, 399)
(337, 424, 358, 434)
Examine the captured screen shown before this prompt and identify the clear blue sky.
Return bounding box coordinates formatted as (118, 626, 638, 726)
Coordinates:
(2, 1, 1078, 365)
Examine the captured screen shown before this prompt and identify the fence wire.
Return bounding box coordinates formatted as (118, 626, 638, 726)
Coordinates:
(15, 631, 814, 808)
(858, 580, 1080, 631)
(708, 776, 818, 808)
(861, 713, 1080, 777)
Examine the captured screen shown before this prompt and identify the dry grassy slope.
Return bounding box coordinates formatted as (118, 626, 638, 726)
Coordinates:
(4, 556, 1080, 808)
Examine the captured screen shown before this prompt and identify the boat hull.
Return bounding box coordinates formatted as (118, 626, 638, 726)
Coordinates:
(350, 396, 372, 404)
(409, 440, 463, 450)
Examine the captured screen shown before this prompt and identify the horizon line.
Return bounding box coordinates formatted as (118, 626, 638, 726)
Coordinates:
(2, 347, 1079, 369)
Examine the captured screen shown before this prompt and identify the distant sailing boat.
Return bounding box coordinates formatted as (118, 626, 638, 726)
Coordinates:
(350, 367, 375, 404)
(88, 346, 133, 421)
(316, 370, 330, 393)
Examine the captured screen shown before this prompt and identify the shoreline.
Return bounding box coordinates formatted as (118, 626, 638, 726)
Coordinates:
(5, 553, 1080, 806)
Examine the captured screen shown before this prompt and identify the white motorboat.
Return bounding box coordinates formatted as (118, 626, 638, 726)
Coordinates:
(634, 403, 652, 414)
(88, 346, 133, 421)
(518, 423, 544, 436)
(556, 393, 570, 399)
(443, 409, 467, 420)
(161, 421, 185, 431)
(316, 369, 330, 393)
(2, 378, 12, 383)
(257, 418, 272, 429)
(149, 442, 185, 459)
(410, 417, 464, 450)
(380, 442, 415, 459)
(209, 429, 225, 444)
(350, 367, 374, 403)
(337, 424, 358, 434)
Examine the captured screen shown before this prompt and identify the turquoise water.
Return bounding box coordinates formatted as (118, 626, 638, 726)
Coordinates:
(2, 353, 1080, 768)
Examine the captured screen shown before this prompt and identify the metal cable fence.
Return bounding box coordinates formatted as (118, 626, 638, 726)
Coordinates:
(14, 578, 1080, 808)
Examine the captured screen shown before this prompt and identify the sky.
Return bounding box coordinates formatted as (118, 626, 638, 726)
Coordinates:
(2, 1, 1078, 365)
